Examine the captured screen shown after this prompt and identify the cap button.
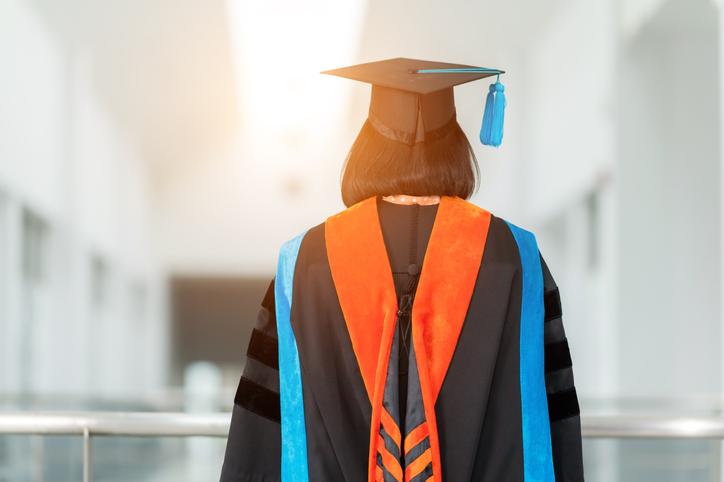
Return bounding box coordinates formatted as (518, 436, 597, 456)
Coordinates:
(407, 263, 419, 276)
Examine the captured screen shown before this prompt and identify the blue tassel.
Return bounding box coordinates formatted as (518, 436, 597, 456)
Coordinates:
(480, 83, 495, 145)
(490, 80, 506, 146)
(479, 78, 506, 147)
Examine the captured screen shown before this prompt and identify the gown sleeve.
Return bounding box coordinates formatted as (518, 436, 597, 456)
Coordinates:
(540, 255, 585, 481)
(220, 279, 282, 482)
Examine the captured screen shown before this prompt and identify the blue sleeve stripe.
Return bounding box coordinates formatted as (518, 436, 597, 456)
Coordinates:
(506, 222, 555, 482)
(275, 231, 309, 482)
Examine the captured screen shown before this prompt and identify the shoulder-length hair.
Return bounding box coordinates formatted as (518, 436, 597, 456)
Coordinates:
(340, 118, 480, 207)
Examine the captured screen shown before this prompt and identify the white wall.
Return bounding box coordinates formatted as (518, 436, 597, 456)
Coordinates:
(521, 0, 618, 403)
(0, 0, 166, 401)
(617, 0, 721, 399)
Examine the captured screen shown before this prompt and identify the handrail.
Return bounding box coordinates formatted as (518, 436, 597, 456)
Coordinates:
(582, 414, 724, 439)
(1, 412, 723, 481)
(0, 411, 231, 437)
(0, 411, 723, 439)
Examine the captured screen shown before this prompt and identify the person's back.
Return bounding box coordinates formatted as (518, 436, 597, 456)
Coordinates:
(220, 58, 584, 482)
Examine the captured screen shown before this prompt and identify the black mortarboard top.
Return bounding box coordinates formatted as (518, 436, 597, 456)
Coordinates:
(322, 58, 507, 147)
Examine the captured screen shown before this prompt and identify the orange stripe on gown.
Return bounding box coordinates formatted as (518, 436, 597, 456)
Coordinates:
(326, 196, 491, 482)
(404, 423, 429, 456)
(405, 447, 432, 481)
(380, 408, 402, 449)
(378, 434, 403, 481)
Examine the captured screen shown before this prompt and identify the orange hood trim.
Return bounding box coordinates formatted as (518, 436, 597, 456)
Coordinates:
(325, 196, 491, 482)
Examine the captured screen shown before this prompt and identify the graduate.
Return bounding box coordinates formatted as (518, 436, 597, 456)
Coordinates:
(220, 58, 584, 482)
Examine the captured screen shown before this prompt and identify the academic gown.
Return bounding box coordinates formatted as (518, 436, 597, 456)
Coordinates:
(220, 196, 584, 482)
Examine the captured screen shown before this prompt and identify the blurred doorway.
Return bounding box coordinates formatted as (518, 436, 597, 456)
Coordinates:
(170, 276, 270, 402)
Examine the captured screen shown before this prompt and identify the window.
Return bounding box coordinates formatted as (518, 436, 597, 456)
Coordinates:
(0, 192, 8, 350)
(585, 189, 600, 271)
(90, 255, 110, 311)
(21, 208, 48, 285)
(128, 280, 147, 324)
(19, 207, 50, 392)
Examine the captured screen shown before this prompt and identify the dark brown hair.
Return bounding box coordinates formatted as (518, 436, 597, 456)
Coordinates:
(340, 119, 480, 207)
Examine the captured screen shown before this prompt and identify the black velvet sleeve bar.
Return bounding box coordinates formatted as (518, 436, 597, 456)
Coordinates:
(220, 279, 282, 482)
(540, 255, 585, 481)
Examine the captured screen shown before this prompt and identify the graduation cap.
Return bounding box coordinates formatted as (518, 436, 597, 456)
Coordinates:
(322, 57, 507, 147)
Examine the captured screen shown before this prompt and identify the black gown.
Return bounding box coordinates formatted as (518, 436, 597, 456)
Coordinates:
(220, 196, 584, 482)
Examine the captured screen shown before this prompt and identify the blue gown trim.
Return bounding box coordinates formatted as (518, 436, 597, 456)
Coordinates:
(275, 231, 309, 481)
(506, 221, 555, 482)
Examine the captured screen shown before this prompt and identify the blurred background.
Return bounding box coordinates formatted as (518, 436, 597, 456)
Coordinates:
(0, 0, 721, 480)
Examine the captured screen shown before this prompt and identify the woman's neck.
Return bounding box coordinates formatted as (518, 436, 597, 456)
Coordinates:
(382, 194, 441, 206)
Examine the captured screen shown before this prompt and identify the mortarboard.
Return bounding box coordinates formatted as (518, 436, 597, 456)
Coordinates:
(322, 57, 506, 147)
